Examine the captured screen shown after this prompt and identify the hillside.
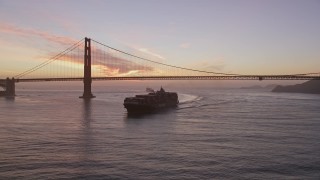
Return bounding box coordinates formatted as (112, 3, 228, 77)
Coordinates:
(272, 80, 320, 94)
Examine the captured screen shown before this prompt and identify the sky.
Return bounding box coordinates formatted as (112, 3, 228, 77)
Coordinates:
(0, 0, 320, 78)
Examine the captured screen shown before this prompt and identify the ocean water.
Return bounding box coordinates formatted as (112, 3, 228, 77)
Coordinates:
(1, 85, 320, 179)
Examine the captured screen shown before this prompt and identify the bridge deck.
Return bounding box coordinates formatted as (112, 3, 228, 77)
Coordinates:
(3, 75, 319, 82)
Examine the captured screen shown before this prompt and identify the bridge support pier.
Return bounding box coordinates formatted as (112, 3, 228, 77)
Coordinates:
(80, 37, 95, 99)
(4, 77, 15, 97)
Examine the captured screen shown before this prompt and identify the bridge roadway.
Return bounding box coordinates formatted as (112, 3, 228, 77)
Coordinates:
(5, 75, 320, 82)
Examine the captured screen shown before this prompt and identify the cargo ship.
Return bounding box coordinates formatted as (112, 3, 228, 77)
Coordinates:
(124, 87, 179, 113)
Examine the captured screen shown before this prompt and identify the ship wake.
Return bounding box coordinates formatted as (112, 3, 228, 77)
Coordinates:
(177, 94, 203, 110)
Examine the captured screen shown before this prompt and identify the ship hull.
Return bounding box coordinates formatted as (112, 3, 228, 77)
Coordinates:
(124, 104, 156, 113)
(124, 103, 177, 114)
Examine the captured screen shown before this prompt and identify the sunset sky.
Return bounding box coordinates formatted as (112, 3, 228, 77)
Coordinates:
(0, 0, 320, 78)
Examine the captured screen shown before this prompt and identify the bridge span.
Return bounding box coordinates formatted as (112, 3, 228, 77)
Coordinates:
(1, 37, 319, 98)
(13, 75, 320, 82)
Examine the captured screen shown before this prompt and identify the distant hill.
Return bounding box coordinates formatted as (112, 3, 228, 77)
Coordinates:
(272, 80, 320, 94)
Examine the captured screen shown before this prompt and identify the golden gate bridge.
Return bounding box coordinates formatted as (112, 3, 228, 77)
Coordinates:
(1, 37, 319, 98)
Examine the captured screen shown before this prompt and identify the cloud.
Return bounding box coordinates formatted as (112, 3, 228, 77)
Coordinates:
(180, 43, 191, 49)
(0, 22, 157, 77)
(92, 48, 154, 76)
(59, 47, 154, 77)
(0, 22, 77, 46)
(112, 41, 166, 62)
(187, 59, 226, 72)
(138, 48, 165, 60)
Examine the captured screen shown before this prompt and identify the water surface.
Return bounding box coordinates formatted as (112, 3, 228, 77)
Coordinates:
(1, 86, 320, 179)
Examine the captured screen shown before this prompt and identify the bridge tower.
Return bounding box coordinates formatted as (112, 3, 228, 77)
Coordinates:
(80, 37, 95, 99)
(5, 77, 15, 97)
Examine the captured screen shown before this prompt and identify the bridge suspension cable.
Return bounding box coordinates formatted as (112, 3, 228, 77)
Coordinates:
(91, 39, 242, 76)
(91, 39, 320, 77)
(14, 38, 85, 79)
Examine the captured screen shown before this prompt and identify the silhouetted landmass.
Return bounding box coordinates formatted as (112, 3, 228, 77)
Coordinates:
(272, 80, 320, 94)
